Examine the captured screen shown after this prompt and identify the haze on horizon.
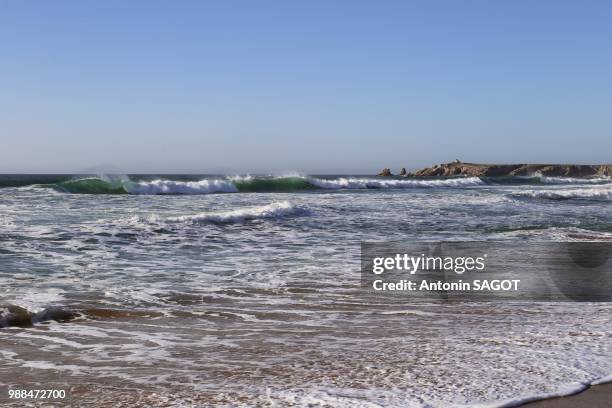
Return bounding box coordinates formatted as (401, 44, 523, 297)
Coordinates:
(1, 1, 611, 174)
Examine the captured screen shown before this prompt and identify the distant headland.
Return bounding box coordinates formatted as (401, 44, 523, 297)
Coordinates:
(378, 161, 612, 177)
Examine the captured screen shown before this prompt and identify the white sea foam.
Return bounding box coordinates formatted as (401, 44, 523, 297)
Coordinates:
(126, 179, 238, 194)
(11, 289, 66, 313)
(512, 186, 612, 200)
(472, 381, 590, 408)
(491, 226, 612, 241)
(255, 376, 611, 408)
(307, 177, 484, 189)
(539, 175, 611, 185)
(123, 176, 485, 195)
(266, 387, 415, 408)
(592, 374, 612, 385)
(165, 201, 307, 224)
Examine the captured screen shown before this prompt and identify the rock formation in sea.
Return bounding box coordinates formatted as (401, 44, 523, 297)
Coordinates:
(377, 168, 393, 176)
(377, 162, 612, 177)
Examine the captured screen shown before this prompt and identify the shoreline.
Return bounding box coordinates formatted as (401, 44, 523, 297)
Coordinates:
(518, 381, 612, 408)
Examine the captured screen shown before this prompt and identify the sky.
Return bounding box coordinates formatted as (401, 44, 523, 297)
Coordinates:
(1, 1, 611, 174)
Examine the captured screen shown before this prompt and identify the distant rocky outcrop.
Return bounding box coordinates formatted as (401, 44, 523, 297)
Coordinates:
(376, 162, 612, 177)
(410, 162, 612, 177)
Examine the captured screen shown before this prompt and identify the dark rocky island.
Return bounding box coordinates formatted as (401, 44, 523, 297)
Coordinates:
(379, 161, 612, 177)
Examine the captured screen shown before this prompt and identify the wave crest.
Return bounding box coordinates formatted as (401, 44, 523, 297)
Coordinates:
(56, 178, 129, 194)
(307, 177, 484, 189)
(127, 179, 238, 195)
(511, 187, 612, 201)
(539, 176, 611, 185)
(52, 175, 485, 195)
(164, 201, 308, 224)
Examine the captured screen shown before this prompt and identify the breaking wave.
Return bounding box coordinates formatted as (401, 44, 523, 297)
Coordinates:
(538, 176, 611, 184)
(45, 175, 485, 195)
(127, 179, 239, 194)
(2, 172, 611, 194)
(511, 187, 612, 201)
(55, 178, 131, 194)
(138, 201, 309, 225)
(7, 173, 610, 195)
(308, 176, 484, 189)
(479, 175, 612, 185)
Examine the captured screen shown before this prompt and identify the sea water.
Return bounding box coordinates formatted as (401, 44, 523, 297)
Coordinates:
(0, 174, 610, 406)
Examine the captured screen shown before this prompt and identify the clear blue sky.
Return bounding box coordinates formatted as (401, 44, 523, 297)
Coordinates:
(1, 1, 611, 174)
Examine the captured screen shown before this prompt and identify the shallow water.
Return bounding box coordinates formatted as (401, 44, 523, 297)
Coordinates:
(0, 174, 610, 407)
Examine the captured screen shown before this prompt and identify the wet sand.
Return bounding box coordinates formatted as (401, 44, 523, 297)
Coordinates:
(522, 382, 612, 408)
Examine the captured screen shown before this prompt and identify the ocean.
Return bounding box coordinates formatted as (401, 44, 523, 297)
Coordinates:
(0, 174, 611, 407)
